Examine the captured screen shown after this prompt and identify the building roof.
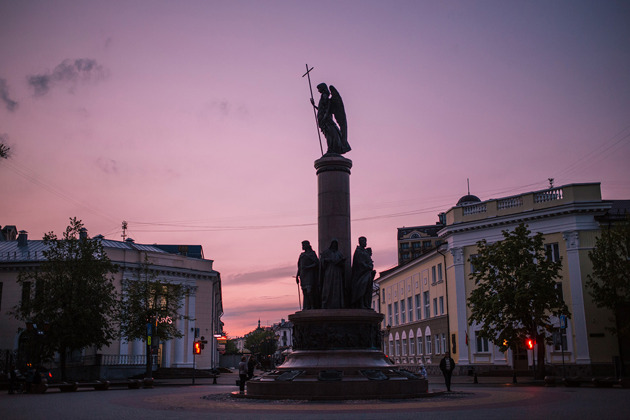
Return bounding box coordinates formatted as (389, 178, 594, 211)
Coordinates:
(397, 224, 443, 240)
(456, 194, 481, 206)
(0, 234, 168, 262)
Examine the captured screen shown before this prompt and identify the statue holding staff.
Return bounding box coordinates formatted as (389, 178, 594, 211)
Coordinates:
(310, 83, 351, 155)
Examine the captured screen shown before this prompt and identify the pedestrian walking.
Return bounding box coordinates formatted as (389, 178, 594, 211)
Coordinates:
(238, 356, 248, 394)
(439, 351, 456, 391)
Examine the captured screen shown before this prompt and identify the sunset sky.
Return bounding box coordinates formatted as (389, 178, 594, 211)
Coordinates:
(1, 1, 629, 337)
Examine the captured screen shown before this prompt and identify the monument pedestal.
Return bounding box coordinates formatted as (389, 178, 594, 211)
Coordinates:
(245, 309, 428, 400)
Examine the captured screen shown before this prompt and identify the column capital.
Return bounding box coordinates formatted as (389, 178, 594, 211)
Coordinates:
(562, 231, 580, 250)
(450, 247, 465, 265)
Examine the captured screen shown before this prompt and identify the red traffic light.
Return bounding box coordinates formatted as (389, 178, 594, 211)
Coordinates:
(193, 341, 202, 354)
(526, 338, 535, 349)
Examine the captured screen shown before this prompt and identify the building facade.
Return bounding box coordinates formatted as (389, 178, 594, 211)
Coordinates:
(377, 183, 624, 376)
(375, 248, 450, 374)
(0, 229, 223, 378)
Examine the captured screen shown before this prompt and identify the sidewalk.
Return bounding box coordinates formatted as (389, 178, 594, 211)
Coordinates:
(151, 370, 543, 388)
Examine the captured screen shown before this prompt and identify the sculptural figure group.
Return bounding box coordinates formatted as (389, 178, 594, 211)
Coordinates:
(296, 237, 376, 310)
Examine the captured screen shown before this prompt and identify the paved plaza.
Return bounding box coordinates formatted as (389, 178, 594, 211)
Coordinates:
(1, 373, 629, 420)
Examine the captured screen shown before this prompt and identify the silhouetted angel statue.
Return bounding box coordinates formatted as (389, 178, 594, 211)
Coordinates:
(311, 83, 351, 155)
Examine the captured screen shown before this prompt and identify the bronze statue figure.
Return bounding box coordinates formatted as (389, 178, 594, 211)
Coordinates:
(296, 240, 320, 310)
(320, 239, 346, 309)
(311, 83, 351, 155)
(350, 236, 376, 309)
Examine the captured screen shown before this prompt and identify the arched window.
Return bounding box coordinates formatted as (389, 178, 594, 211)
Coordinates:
(395, 332, 401, 357)
(425, 326, 432, 355)
(401, 331, 407, 356)
(388, 333, 394, 356)
(416, 328, 423, 355)
(408, 330, 415, 356)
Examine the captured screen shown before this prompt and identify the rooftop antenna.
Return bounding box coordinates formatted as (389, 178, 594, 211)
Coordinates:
(121, 221, 128, 241)
(467, 178, 470, 195)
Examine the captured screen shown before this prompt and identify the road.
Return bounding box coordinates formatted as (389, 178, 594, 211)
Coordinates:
(1, 374, 629, 420)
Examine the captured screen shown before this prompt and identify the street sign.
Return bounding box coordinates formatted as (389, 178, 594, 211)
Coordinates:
(560, 315, 567, 329)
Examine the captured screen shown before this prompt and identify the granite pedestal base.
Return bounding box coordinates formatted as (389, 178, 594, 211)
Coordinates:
(244, 309, 428, 400)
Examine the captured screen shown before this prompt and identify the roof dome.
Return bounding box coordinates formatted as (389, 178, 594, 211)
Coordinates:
(457, 194, 481, 206)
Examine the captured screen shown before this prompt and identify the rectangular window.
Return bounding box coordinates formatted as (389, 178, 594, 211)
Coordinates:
(431, 266, 437, 284)
(545, 243, 560, 262)
(426, 335, 432, 354)
(553, 329, 568, 351)
(400, 299, 406, 324)
(389, 339, 393, 356)
(442, 333, 447, 354)
(437, 263, 443, 282)
(394, 302, 399, 326)
(407, 297, 413, 322)
(402, 338, 407, 356)
(418, 337, 423, 355)
(476, 332, 489, 353)
(409, 337, 415, 355)
(401, 243, 410, 249)
(555, 282, 565, 302)
(423, 240, 431, 249)
(412, 242, 421, 249)
(470, 254, 478, 274)
(382, 289, 385, 300)
(395, 339, 400, 356)
(21, 281, 31, 311)
(387, 304, 392, 326)
(452, 334, 457, 354)
(435, 334, 441, 354)
(439, 296, 444, 315)
(433, 298, 438, 317)
(415, 294, 421, 320)
(423, 291, 430, 318)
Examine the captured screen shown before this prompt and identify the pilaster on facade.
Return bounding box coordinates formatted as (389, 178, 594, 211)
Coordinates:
(450, 246, 470, 365)
(562, 230, 591, 364)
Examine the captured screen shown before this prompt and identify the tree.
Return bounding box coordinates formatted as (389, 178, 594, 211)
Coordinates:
(0, 143, 9, 159)
(0, 133, 10, 159)
(12, 218, 119, 380)
(118, 253, 192, 377)
(244, 327, 278, 369)
(467, 223, 569, 379)
(587, 216, 630, 374)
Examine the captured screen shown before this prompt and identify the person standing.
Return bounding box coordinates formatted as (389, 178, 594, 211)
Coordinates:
(238, 356, 248, 394)
(439, 351, 456, 392)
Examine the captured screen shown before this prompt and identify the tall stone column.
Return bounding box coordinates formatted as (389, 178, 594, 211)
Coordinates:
(314, 155, 352, 285)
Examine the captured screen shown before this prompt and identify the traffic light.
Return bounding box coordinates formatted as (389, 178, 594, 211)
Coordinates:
(526, 338, 535, 350)
(193, 341, 202, 355)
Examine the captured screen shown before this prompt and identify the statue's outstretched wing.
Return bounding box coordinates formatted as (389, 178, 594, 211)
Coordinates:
(329, 85, 350, 153)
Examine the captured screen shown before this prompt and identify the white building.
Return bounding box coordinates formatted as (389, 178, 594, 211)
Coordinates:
(0, 229, 223, 378)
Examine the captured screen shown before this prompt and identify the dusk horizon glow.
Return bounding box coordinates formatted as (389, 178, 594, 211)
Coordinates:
(1, 0, 629, 337)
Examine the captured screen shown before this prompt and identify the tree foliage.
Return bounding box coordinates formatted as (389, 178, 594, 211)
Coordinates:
(587, 217, 630, 331)
(0, 142, 9, 159)
(118, 253, 191, 343)
(12, 218, 119, 379)
(467, 224, 569, 375)
(244, 327, 277, 357)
